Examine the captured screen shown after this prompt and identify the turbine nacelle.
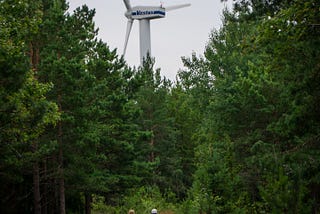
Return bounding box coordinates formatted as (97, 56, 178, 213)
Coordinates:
(122, 0, 190, 62)
(126, 6, 165, 20)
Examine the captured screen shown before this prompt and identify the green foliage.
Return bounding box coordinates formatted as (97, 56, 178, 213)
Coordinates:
(180, 0, 320, 213)
(92, 186, 178, 214)
(259, 167, 309, 213)
(0, 70, 59, 177)
(1, 0, 319, 213)
(131, 57, 190, 198)
(35, 1, 145, 211)
(0, 1, 59, 212)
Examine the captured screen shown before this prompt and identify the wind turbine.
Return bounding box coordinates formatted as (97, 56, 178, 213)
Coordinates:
(122, 0, 191, 64)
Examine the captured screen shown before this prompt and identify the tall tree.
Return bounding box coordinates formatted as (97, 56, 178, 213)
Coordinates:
(130, 58, 186, 197)
(37, 1, 146, 212)
(0, 1, 59, 213)
(182, 0, 320, 212)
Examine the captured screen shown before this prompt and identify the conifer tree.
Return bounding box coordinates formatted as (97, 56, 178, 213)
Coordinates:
(0, 1, 59, 213)
(182, 0, 320, 212)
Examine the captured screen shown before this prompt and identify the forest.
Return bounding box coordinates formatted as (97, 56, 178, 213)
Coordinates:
(0, 0, 319, 213)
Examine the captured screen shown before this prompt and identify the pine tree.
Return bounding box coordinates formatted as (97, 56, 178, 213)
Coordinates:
(36, 1, 146, 212)
(0, 1, 59, 213)
(183, 0, 320, 212)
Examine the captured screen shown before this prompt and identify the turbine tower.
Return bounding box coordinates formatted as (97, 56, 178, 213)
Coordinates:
(122, 0, 190, 64)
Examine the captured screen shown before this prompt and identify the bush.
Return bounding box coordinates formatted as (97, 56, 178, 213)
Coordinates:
(92, 186, 178, 214)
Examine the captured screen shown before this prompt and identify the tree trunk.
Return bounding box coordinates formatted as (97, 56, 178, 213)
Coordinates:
(43, 159, 48, 214)
(53, 176, 59, 214)
(33, 161, 41, 214)
(150, 136, 155, 162)
(58, 120, 66, 214)
(59, 175, 65, 214)
(29, 41, 40, 74)
(57, 92, 66, 214)
(30, 37, 42, 214)
(30, 39, 42, 214)
(85, 193, 92, 214)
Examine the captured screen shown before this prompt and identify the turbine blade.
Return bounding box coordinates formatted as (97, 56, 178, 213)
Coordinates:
(123, 0, 132, 10)
(123, 19, 133, 56)
(166, 3, 191, 11)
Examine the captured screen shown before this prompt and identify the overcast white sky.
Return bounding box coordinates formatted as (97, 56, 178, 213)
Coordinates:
(68, 0, 232, 80)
